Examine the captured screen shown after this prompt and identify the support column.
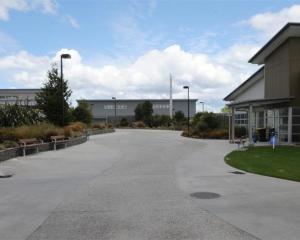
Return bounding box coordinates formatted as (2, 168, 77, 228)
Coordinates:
(263, 110, 267, 128)
(288, 106, 293, 144)
(231, 107, 235, 143)
(249, 105, 253, 144)
(228, 114, 231, 142)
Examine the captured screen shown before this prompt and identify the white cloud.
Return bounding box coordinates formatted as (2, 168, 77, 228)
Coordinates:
(66, 15, 80, 29)
(246, 4, 300, 37)
(0, 44, 255, 112)
(0, 0, 57, 21)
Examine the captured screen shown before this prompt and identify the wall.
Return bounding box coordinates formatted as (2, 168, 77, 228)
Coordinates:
(88, 100, 197, 119)
(234, 77, 265, 102)
(288, 38, 300, 106)
(264, 40, 290, 99)
(0, 89, 40, 106)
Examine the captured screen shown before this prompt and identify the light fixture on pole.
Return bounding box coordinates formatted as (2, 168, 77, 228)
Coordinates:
(60, 53, 71, 126)
(183, 86, 190, 136)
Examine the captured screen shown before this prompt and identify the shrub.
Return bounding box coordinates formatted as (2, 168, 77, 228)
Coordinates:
(192, 112, 219, 130)
(93, 123, 105, 129)
(0, 123, 64, 142)
(72, 101, 93, 125)
(205, 129, 228, 139)
(132, 121, 145, 128)
(174, 111, 185, 123)
(0, 105, 43, 127)
(120, 118, 129, 127)
(194, 121, 209, 134)
(152, 115, 161, 128)
(2, 140, 19, 149)
(68, 122, 86, 132)
(160, 115, 172, 127)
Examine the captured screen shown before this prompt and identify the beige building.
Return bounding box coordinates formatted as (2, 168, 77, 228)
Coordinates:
(224, 23, 300, 144)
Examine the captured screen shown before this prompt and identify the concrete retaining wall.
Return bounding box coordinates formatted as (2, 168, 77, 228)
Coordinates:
(0, 129, 115, 163)
(89, 129, 115, 136)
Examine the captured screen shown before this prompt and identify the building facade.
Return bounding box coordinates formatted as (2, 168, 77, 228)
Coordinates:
(80, 99, 197, 122)
(0, 89, 40, 106)
(224, 23, 300, 144)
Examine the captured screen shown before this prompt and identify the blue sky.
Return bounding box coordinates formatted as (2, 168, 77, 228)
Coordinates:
(1, 0, 300, 111)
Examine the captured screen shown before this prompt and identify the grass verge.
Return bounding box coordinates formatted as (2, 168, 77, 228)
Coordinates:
(225, 146, 300, 182)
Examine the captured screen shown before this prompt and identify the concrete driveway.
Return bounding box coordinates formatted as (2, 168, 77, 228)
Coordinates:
(0, 129, 299, 240)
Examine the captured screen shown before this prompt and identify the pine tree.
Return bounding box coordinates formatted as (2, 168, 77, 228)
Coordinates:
(36, 64, 72, 126)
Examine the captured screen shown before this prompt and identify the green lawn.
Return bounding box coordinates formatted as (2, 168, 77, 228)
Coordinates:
(225, 146, 300, 182)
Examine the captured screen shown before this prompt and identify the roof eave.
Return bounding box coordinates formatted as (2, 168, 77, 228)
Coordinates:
(249, 22, 300, 64)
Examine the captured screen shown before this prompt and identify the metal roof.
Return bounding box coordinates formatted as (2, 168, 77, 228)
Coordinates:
(227, 97, 293, 108)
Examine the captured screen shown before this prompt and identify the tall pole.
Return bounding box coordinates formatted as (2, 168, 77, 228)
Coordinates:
(60, 53, 71, 126)
(169, 73, 173, 118)
(112, 97, 117, 126)
(187, 87, 190, 136)
(60, 56, 64, 126)
(183, 86, 190, 136)
(115, 99, 117, 122)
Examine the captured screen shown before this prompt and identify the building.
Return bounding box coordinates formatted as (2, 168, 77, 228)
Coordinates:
(0, 89, 40, 106)
(224, 23, 300, 144)
(80, 99, 197, 122)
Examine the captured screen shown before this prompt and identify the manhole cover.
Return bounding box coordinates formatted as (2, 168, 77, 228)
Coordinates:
(190, 192, 221, 199)
(0, 170, 13, 178)
(0, 173, 13, 178)
(230, 171, 245, 175)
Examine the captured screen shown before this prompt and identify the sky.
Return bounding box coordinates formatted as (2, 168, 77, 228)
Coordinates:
(1, 0, 300, 112)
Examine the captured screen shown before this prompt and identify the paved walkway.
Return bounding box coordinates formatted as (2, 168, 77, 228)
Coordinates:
(0, 129, 299, 240)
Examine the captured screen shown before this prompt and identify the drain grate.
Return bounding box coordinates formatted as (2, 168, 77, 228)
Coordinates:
(190, 192, 221, 199)
(230, 171, 245, 175)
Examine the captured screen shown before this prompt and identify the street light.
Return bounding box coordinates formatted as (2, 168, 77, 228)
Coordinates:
(112, 97, 117, 125)
(183, 86, 190, 136)
(60, 53, 71, 126)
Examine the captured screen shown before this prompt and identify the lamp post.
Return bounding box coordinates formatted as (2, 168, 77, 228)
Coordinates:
(183, 86, 190, 136)
(60, 53, 71, 126)
(112, 97, 117, 125)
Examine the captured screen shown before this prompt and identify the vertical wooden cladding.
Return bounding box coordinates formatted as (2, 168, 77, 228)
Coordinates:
(289, 38, 300, 105)
(264, 40, 290, 100)
(264, 38, 300, 105)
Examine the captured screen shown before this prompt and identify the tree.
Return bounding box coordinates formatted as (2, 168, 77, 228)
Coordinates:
(192, 112, 219, 130)
(134, 101, 153, 126)
(73, 101, 93, 125)
(221, 105, 230, 113)
(134, 103, 143, 121)
(36, 65, 72, 126)
(174, 111, 185, 123)
(142, 101, 153, 126)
